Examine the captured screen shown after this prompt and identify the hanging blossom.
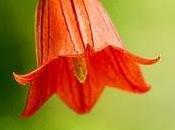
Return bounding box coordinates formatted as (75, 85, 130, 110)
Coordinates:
(13, 0, 159, 117)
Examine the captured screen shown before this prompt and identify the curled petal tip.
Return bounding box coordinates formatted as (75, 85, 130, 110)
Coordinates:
(136, 55, 160, 65)
(130, 53, 160, 65)
(143, 55, 160, 65)
(13, 67, 43, 85)
(13, 72, 29, 85)
(117, 48, 160, 65)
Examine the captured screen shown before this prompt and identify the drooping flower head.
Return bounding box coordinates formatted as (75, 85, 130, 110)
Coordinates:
(14, 0, 159, 117)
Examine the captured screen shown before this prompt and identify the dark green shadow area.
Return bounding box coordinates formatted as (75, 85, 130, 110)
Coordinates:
(0, 1, 41, 129)
(0, 1, 25, 117)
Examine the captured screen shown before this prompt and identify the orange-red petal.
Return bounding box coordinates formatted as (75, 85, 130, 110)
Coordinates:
(14, 46, 159, 117)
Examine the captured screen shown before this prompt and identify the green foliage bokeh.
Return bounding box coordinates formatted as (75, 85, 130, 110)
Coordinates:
(0, 0, 175, 130)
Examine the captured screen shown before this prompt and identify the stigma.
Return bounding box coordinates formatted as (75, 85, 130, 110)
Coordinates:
(73, 57, 87, 83)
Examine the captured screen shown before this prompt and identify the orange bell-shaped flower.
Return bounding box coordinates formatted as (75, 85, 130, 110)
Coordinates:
(14, 0, 159, 117)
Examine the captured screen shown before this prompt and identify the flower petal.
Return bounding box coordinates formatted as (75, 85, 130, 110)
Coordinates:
(83, 0, 124, 50)
(13, 66, 44, 85)
(15, 58, 64, 117)
(36, 0, 87, 65)
(14, 55, 105, 116)
(36, 0, 125, 66)
(56, 55, 105, 114)
(13, 46, 159, 117)
(116, 48, 160, 65)
(88, 46, 159, 93)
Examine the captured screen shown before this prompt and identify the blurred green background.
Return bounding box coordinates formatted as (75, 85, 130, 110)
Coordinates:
(0, 0, 175, 130)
